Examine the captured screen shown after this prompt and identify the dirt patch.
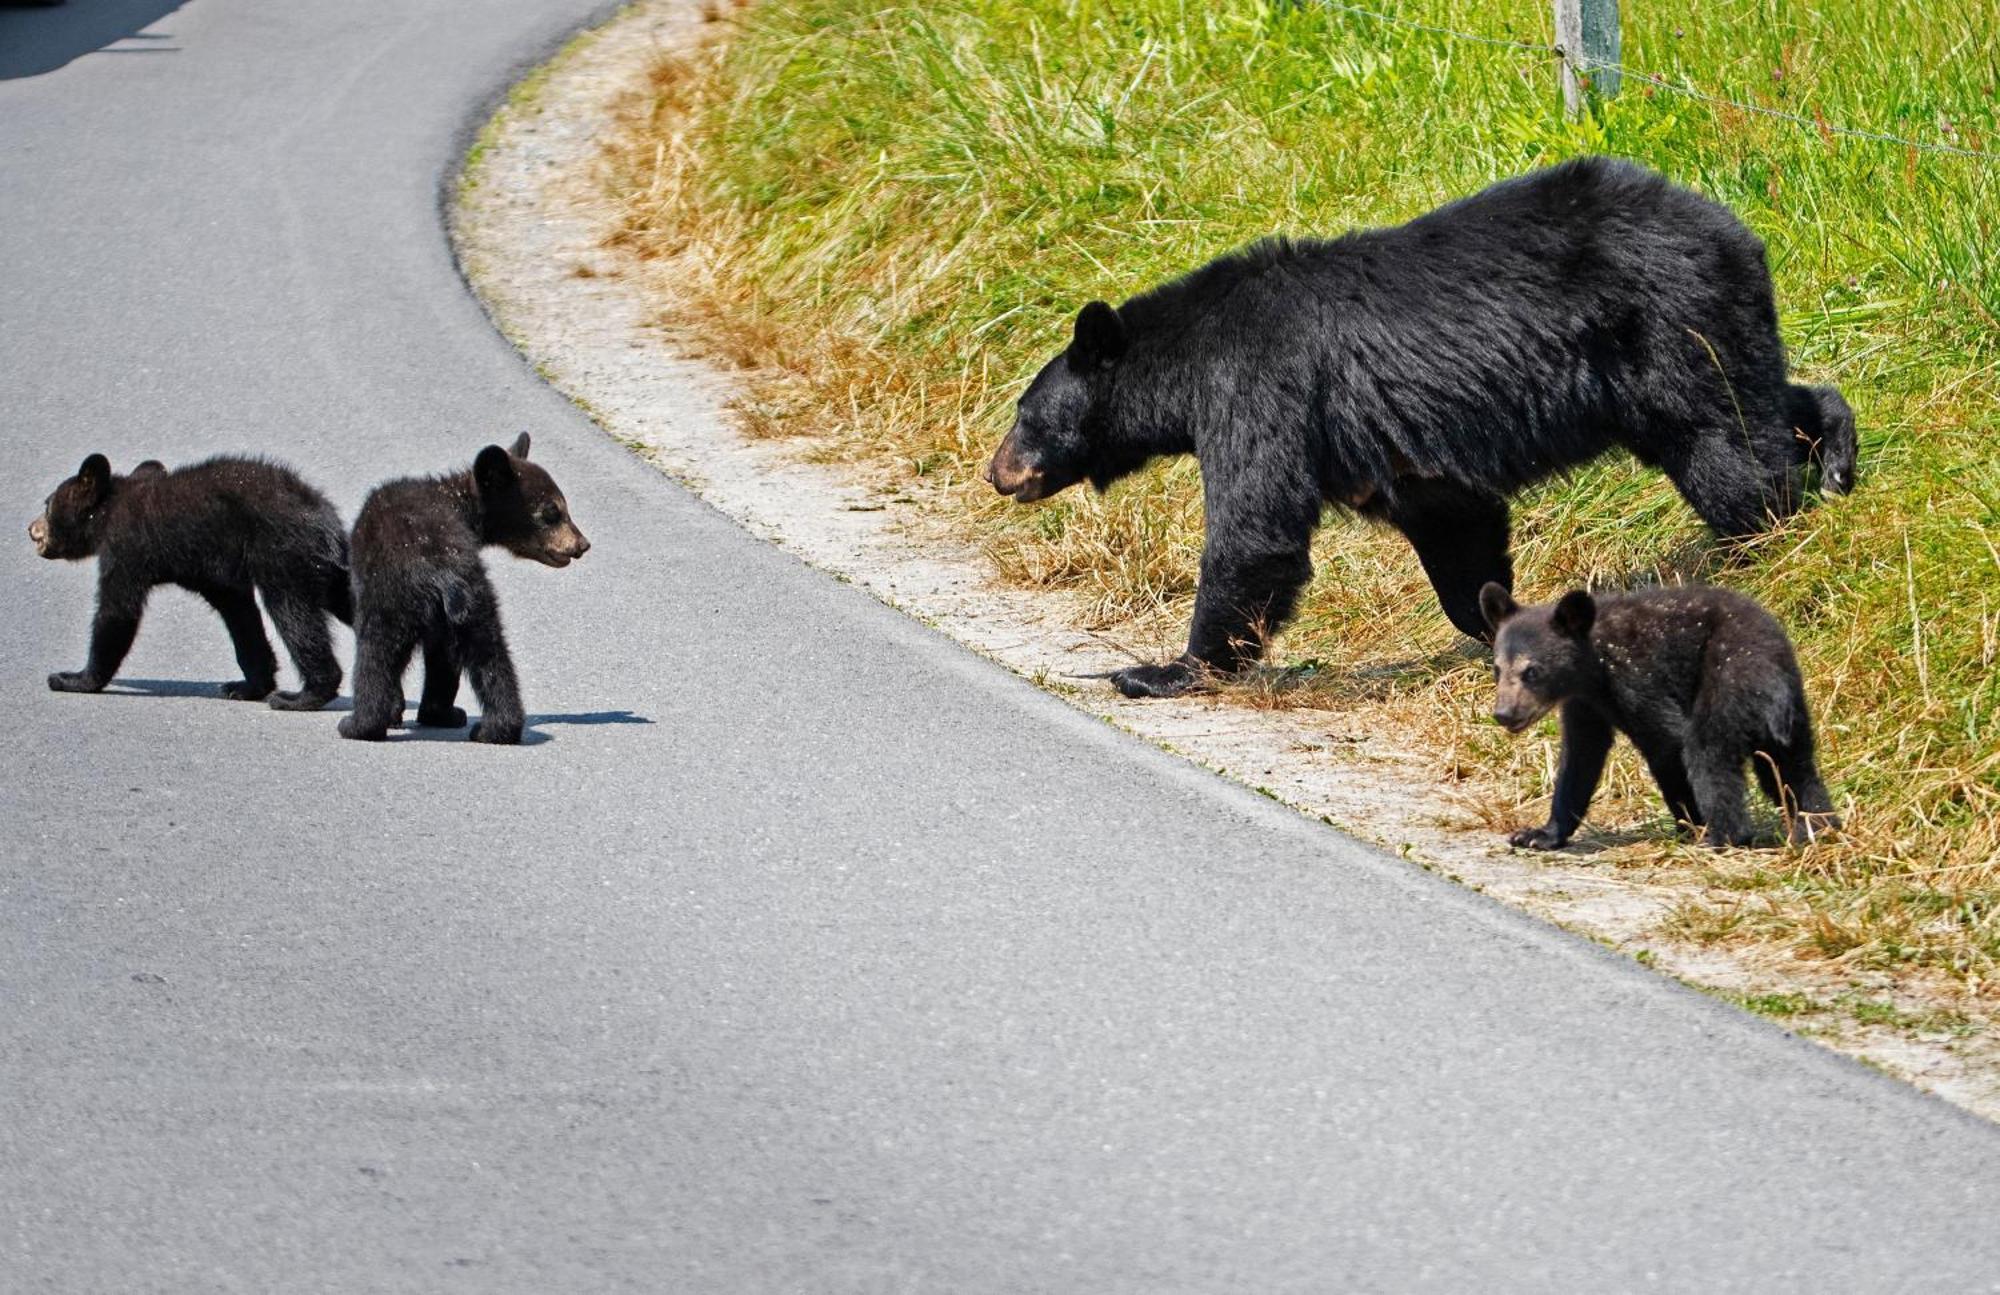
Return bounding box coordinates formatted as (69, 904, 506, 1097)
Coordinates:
(450, 0, 1999, 1121)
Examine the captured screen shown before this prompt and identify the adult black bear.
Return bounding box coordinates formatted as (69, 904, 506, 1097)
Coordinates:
(984, 158, 1856, 698)
(1480, 581, 1838, 849)
(30, 454, 351, 707)
(338, 434, 588, 745)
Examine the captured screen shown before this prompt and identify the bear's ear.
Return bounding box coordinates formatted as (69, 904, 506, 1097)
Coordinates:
(1069, 300, 1127, 370)
(1552, 589, 1597, 639)
(1478, 581, 1518, 632)
(77, 453, 112, 500)
(473, 444, 518, 495)
(509, 432, 531, 460)
(131, 460, 166, 476)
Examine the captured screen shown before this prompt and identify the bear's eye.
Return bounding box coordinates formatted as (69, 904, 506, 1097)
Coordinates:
(537, 504, 562, 526)
(1521, 665, 1542, 686)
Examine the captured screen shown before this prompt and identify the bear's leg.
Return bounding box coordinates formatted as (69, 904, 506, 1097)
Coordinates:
(1111, 479, 1318, 699)
(1684, 739, 1755, 847)
(1509, 701, 1612, 850)
(1629, 734, 1703, 834)
(50, 578, 149, 694)
(456, 611, 524, 745)
(337, 617, 414, 741)
(1384, 478, 1512, 641)
(414, 627, 467, 729)
(194, 584, 279, 701)
(1757, 690, 1841, 843)
(264, 588, 343, 711)
(1659, 426, 1799, 541)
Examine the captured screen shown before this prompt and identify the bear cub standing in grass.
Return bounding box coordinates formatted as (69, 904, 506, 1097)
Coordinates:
(31, 454, 351, 707)
(985, 157, 1858, 699)
(1480, 582, 1839, 849)
(339, 434, 588, 745)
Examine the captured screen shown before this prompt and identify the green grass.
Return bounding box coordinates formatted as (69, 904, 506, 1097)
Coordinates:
(604, 0, 2000, 988)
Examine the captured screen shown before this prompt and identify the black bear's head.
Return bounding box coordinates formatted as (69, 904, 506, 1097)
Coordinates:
(984, 300, 1125, 503)
(1479, 582, 1597, 733)
(473, 433, 591, 569)
(30, 453, 120, 561)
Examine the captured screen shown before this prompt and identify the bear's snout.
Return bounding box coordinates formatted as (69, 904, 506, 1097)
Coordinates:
(985, 430, 1046, 502)
(28, 515, 49, 556)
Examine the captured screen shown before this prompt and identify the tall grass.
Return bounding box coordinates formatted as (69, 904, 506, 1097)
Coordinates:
(606, 0, 2000, 987)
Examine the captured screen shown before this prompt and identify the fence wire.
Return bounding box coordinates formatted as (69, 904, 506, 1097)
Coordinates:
(1316, 0, 1995, 162)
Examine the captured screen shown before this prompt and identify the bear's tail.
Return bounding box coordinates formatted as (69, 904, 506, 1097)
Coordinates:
(1786, 383, 1858, 495)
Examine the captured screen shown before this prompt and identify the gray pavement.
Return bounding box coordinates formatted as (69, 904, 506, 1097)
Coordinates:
(2, 1, 1996, 1289)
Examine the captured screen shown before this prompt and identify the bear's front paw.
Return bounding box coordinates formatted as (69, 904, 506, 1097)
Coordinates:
(48, 671, 104, 694)
(467, 720, 521, 745)
(268, 688, 335, 712)
(1508, 824, 1569, 851)
(414, 704, 468, 729)
(336, 715, 387, 741)
(1111, 659, 1203, 699)
(219, 678, 275, 702)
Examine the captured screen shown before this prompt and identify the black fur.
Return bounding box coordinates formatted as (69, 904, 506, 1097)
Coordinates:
(337, 434, 588, 745)
(1480, 581, 1839, 849)
(984, 158, 1858, 698)
(30, 454, 351, 707)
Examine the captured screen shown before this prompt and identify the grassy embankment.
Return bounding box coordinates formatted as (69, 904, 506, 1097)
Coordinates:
(603, 0, 2000, 992)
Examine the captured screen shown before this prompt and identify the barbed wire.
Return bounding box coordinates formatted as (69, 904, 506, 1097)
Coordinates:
(1315, 0, 1994, 162)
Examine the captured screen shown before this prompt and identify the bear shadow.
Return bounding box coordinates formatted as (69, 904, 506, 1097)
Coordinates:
(381, 709, 653, 747)
(99, 678, 239, 700)
(1247, 640, 1489, 705)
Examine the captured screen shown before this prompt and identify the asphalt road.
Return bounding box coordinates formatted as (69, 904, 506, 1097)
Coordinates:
(3, 2, 1996, 1290)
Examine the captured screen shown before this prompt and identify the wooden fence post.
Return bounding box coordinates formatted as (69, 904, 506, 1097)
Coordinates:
(1555, 0, 1621, 118)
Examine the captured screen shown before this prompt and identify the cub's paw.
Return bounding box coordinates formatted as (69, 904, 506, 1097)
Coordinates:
(1787, 811, 1842, 846)
(336, 715, 387, 742)
(1507, 825, 1569, 851)
(48, 671, 105, 694)
(219, 679, 275, 701)
(467, 720, 522, 745)
(1110, 660, 1203, 699)
(268, 688, 334, 712)
(414, 704, 468, 729)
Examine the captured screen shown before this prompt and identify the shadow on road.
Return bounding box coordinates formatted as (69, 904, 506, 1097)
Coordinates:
(70, 687, 652, 746)
(0, 0, 189, 81)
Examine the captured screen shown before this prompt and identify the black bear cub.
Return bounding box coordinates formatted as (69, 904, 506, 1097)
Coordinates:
(1480, 582, 1839, 849)
(30, 454, 351, 707)
(338, 433, 588, 745)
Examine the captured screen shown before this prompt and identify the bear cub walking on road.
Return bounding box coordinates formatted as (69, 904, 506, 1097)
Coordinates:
(339, 433, 588, 746)
(31, 454, 351, 707)
(1480, 582, 1839, 850)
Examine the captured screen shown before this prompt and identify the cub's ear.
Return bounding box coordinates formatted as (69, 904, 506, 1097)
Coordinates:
(1478, 581, 1518, 632)
(473, 444, 518, 495)
(131, 460, 166, 476)
(1552, 589, 1597, 639)
(77, 453, 113, 500)
(509, 432, 531, 460)
(1069, 300, 1127, 370)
